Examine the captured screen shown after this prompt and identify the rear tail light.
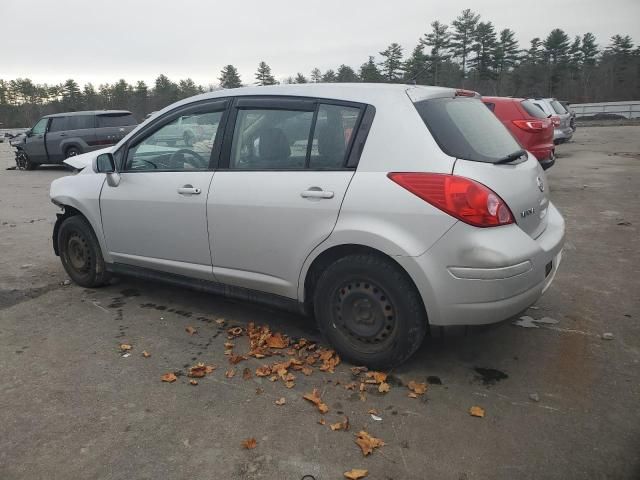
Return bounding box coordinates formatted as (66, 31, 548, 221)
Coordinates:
(388, 173, 514, 227)
(551, 116, 561, 127)
(512, 119, 545, 132)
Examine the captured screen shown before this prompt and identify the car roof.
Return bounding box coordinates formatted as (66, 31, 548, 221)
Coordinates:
(482, 96, 524, 103)
(43, 110, 132, 118)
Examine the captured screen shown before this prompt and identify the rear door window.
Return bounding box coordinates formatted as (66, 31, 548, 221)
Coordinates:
(49, 117, 68, 132)
(414, 97, 521, 163)
(67, 115, 95, 130)
(521, 100, 547, 119)
(97, 113, 137, 128)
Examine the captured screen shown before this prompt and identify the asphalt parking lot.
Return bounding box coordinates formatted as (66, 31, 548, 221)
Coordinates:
(1, 127, 639, 480)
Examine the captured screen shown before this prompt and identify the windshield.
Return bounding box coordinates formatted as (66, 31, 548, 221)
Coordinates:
(414, 97, 521, 163)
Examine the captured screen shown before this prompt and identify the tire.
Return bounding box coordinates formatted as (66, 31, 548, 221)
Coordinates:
(22, 153, 38, 170)
(313, 254, 427, 369)
(65, 146, 81, 158)
(58, 215, 111, 288)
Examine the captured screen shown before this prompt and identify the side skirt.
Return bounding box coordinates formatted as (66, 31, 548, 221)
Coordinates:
(107, 263, 306, 315)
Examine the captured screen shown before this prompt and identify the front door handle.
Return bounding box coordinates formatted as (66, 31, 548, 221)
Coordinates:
(177, 184, 201, 195)
(301, 188, 334, 199)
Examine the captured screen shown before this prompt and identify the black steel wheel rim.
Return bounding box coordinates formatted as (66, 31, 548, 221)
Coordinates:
(65, 232, 92, 274)
(332, 279, 396, 348)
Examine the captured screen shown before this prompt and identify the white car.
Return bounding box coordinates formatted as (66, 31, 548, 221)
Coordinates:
(51, 84, 565, 368)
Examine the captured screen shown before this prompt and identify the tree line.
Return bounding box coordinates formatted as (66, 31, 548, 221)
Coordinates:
(1, 8, 638, 127)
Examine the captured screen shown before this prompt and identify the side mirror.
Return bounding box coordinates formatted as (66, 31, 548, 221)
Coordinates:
(96, 153, 121, 187)
(96, 153, 116, 173)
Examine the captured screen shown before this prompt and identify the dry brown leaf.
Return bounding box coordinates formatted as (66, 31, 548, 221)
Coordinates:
(215, 318, 226, 325)
(189, 379, 198, 386)
(469, 406, 485, 418)
(119, 343, 132, 351)
(407, 380, 427, 395)
(205, 365, 216, 374)
(330, 416, 350, 431)
(224, 341, 234, 349)
(359, 383, 367, 392)
(284, 372, 296, 382)
(318, 418, 326, 425)
(408, 392, 418, 399)
(345, 382, 357, 391)
(367, 409, 379, 415)
(378, 382, 390, 393)
(161, 372, 177, 383)
(225, 369, 236, 378)
(142, 351, 150, 358)
(355, 431, 385, 456)
(286, 348, 296, 356)
(227, 326, 243, 337)
(366, 371, 388, 384)
(301, 366, 313, 376)
(255, 366, 272, 377)
(241, 438, 257, 449)
(185, 326, 197, 335)
(275, 397, 286, 406)
(242, 367, 252, 380)
(188, 363, 208, 378)
(344, 469, 368, 480)
(359, 391, 367, 402)
(229, 354, 248, 365)
(285, 381, 295, 389)
(351, 366, 368, 375)
(303, 389, 329, 414)
(266, 333, 289, 349)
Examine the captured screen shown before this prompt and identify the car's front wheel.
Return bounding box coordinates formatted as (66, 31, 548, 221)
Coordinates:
(313, 254, 427, 369)
(58, 215, 111, 288)
(65, 146, 81, 158)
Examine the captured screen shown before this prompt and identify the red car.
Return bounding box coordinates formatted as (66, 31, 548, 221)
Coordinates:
(482, 96, 556, 170)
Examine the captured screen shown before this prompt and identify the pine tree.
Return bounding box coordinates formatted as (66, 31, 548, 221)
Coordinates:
(132, 81, 148, 118)
(422, 21, 451, 85)
(62, 79, 82, 110)
(359, 56, 384, 82)
(581, 32, 599, 67)
(543, 29, 571, 96)
(379, 43, 404, 82)
(450, 9, 480, 83)
(219, 65, 242, 89)
(255, 61, 277, 86)
(294, 73, 308, 84)
(322, 70, 337, 82)
(336, 65, 359, 82)
(404, 44, 429, 84)
(494, 28, 519, 94)
(310, 68, 322, 83)
(470, 21, 498, 82)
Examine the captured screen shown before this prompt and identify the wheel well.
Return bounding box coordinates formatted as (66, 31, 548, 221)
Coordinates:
(65, 144, 81, 155)
(303, 244, 428, 322)
(52, 205, 83, 256)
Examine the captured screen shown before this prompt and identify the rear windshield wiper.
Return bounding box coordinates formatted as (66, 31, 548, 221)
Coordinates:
(495, 149, 526, 164)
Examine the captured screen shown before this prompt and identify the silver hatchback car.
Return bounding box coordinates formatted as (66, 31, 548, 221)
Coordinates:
(51, 84, 565, 368)
(530, 98, 574, 144)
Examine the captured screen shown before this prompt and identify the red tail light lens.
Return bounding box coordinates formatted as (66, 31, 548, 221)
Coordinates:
(512, 119, 545, 132)
(388, 173, 514, 227)
(551, 116, 560, 127)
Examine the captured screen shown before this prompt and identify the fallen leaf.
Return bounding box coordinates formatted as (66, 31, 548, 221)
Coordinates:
(469, 406, 485, 418)
(225, 369, 236, 378)
(227, 326, 243, 337)
(285, 381, 295, 389)
(407, 381, 428, 395)
(318, 418, 326, 425)
(242, 367, 252, 380)
(185, 326, 197, 335)
(303, 389, 329, 414)
(266, 333, 289, 349)
(408, 392, 418, 399)
(284, 372, 296, 382)
(330, 416, 350, 431)
(188, 363, 208, 378)
(255, 387, 263, 395)
(345, 382, 357, 391)
(205, 365, 216, 374)
(142, 351, 151, 358)
(301, 366, 313, 376)
(367, 409, 379, 415)
(215, 318, 226, 325)
(366, 371, 387, 384)
(119, 344, 132, 351)
(351, 366, 368, 375)
(286, 348, 296, 356)
(255, 366, 272, 377)
(344, 469, 368, 479)
(161, 372, 177, 383)
(275, 397, 286, 406)
(355, 431, 385, 456)
(269, 375, 278, 382)
(241, 438, 257, 449)
(378, 382, 390, 393)
(224, 341, 234, 349)
(229, 354, 248, 365)
(189, 379, 198, 386)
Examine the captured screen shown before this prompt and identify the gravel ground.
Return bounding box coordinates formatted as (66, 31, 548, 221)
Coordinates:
(0, 127, 638, 480)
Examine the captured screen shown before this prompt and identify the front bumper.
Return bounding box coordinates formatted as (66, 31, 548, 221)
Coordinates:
(396, 203, 565, 326)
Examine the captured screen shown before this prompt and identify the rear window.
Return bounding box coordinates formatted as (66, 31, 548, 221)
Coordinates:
(414, 97, 521, 163)
(520, 100, 547, 119)
(550, 100, 567, 115)
(97, 113, 137, 128)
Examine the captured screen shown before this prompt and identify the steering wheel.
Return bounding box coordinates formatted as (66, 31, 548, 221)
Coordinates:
(168, 148, 206, 169)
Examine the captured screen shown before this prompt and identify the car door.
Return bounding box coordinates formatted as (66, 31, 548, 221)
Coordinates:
(45, 116, 68, 162)
(99, 99, 228, 280)
(208, 97, 366, 299)
(23, 117, 49, 163)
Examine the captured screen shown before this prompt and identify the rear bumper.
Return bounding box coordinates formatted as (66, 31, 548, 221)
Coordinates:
(553, 127, 573, 143)
(396, 203, 565, 326)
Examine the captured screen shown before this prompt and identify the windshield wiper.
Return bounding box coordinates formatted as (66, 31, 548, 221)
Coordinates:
(496, 149, 526, 164)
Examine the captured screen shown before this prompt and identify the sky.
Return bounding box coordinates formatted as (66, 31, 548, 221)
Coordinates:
(1, 0, 639, 87)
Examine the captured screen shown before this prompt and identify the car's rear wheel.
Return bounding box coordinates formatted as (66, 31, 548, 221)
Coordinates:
(314, 254, 427, 369)
(58, 215, 111, 288)
(65, 146, 81, 158)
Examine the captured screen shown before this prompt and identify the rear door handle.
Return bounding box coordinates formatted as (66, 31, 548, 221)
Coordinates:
(177, 184, 201, 195)
(301, 188, 334, 199)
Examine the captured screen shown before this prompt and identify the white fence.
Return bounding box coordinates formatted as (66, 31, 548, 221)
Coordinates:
(569, 101, 640, 119)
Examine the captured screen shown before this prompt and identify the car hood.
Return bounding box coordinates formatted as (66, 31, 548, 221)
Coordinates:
(63, 147, 114, 171)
